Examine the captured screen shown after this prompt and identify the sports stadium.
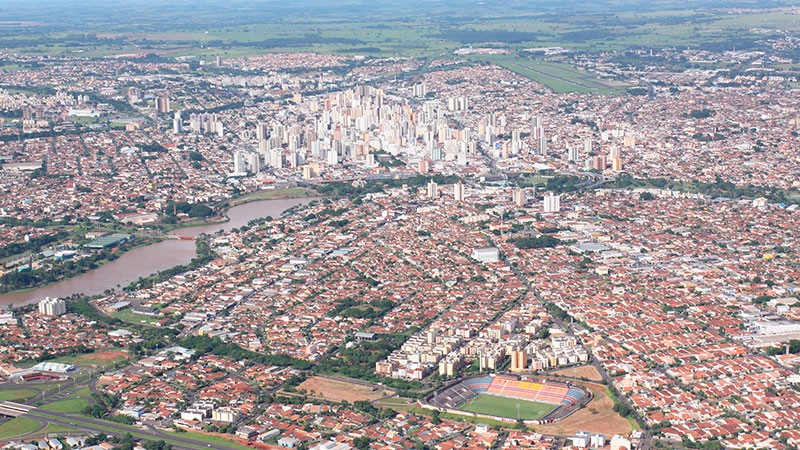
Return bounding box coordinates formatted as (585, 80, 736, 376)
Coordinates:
(424, 375, 590, 424)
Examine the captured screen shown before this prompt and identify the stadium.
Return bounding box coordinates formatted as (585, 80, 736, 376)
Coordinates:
(424, 374, 590, 424)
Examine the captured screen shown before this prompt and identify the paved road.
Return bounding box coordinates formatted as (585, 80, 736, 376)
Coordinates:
(18, 409, 242, 450)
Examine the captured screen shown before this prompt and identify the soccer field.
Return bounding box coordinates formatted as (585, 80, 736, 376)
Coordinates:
(458, 394, 557, 420)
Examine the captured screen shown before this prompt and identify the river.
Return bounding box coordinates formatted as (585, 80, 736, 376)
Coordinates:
(0, 197, 315, 308)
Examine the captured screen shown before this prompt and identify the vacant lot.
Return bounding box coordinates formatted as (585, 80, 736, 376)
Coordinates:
(297, 376, 393, 402)
(459, 395, 556, 420)
(50, 349, 129, 368)
(534, 381, 632, 436)
(550, 365, 605, 382)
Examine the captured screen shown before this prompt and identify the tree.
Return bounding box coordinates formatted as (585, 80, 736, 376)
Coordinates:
(431, 409, 442, 424)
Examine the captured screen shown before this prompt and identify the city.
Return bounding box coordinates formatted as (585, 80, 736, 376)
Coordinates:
(1, 1, 800, 449)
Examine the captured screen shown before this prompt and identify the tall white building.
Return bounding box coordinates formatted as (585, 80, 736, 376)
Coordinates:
(543, 192, 561, 213)
(427, 180, 438, 198)
(233, 151, 246, 175)
(172, 111, 182, 133)
(39, 297, 66, 316)
(568, 145, 580, 162)
(269, 149, 283, 169)
(453, 181, 464, 202)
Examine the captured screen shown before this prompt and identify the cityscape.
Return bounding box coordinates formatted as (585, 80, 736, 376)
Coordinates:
(0, 1, 800, 449)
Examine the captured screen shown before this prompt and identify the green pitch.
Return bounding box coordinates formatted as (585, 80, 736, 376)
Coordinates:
(458, 394, 557, 420)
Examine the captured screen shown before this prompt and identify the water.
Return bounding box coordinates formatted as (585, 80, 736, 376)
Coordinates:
(0, 197, 314, 308)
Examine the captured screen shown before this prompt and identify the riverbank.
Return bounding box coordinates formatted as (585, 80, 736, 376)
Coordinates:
(228, 187, 317, 207)
(0, 236, 162, 297)
(0, 196, 317, 308)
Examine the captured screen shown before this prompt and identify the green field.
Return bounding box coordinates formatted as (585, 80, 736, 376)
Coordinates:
(111, 308, 164, 325)
(0, 417, 42, 439)
(41, 398, 90, 413)
(458, 394, 557, 420)
(0, 389, 38, 402)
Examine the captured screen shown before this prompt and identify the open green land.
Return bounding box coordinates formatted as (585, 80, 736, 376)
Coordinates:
(230, 187, 317, 206)
(111, 307, 164, 325)
(67, 387, 92, 398)
(0, 417, 42, 439)
(0, 389, 38, 402)
(459, 394, 557, 420)
(41, 398, 91, 413)
(0, 3, 796, 93)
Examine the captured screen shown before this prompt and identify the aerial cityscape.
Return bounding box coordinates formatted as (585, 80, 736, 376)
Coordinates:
(0, 0, 800, 449)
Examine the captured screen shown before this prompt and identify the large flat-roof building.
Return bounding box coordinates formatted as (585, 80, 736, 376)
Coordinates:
(472, 247, 500, 263)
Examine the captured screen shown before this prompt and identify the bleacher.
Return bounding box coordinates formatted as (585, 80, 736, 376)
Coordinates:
(429, 375, 586, 412)
(485, 376, 581, 406)
(462, 376, 492, 393)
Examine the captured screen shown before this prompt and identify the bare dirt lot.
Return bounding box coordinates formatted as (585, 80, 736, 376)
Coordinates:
(550, 364, 605, 382)
(297, 376, 394, 402)
(534, 381, 633, 436)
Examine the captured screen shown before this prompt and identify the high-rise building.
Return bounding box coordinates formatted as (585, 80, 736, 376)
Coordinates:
(127, 87, 142, 104)
(247, 153, 261, 174)
(269, 149, 283, 169)
(427, 180, 438, 198)
(172, 111, 182, 133)
(418, 159, 430, 173)
(412, 82, 427, 97)
(256, 123, 268, 142)
(513, 188, 526, 207)
(543, 192, 561, 213)
(612, 157, 623, 172)
(453, 181, 464, 202)
(233, 151, 246, 175)
(510, 348, 527, 372)
(568, 145, 580, 162)
(38, 297, 66, 316)
(536, 134, 547, 155)
(156, 95, 170, 114)
(589, 155, 607, 171)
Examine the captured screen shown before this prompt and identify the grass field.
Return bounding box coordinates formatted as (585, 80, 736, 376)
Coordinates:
(458, 394, 557, 420)
(0, 417, 42, 439)
(67, 387, 92, 398)
(297, 376, 394, 402)
(33, 423, 75, 436)
(41, 398, 90, 413)
(0, 389, 38, 402)
(230, 187, 317, 206)
(111, 307, 164, 325)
